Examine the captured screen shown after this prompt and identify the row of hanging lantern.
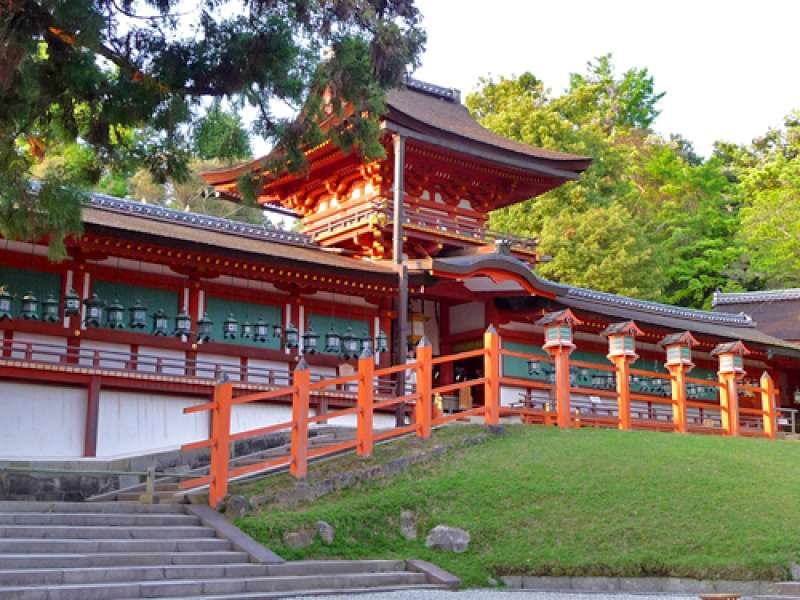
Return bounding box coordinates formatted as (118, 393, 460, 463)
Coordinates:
(0, 287, 389, 357)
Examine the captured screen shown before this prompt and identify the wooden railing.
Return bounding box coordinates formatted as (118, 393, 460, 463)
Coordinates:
(180, 329, 501, 508)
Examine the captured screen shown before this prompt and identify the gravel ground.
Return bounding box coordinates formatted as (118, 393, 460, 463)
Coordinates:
(293, 591, 697, 599)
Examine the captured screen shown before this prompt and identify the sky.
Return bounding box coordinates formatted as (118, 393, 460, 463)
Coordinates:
(405, 0, 800, 157)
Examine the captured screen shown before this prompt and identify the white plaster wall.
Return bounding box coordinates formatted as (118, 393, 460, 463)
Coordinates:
(247, 358, 291, 385)
(96, 391, 208, 457)
(10, 333, 67, 364)
(449, 302, 485, 334)
(231, 402, 294, 435)
(196, 353, 242, 382)
(137, 346, 186, 377)
(0, 382, 86, 458)
(79, 341, 130, 370)
(323, 411, 397, 429)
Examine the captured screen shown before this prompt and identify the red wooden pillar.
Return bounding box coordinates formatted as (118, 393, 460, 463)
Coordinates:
(290, 359, 310, 478)
(356, 351, 375, 456)
(483, 325, 501, 426)
(83, 376, 101, 457)
(661, 332, 698, 434)
(208, 380, 233, 508)
(415, 337, 433, 439)
(712, 341, 750, 437)
(761, 371, 777, 439)
(602, 321, 644, 431)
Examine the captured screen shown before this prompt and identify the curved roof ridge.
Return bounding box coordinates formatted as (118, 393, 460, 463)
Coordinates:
(565, 287, 755, 327)
(712, 288, 800, 306)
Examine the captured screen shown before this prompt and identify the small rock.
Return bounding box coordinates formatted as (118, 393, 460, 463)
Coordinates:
(224, 495, 249, 520)
(487, 577, 499, 587)
(399, 510, 418, 540)
(283, 530, 314, 550)
(425, 525, 470, 553)
(316, 520, 335, 545)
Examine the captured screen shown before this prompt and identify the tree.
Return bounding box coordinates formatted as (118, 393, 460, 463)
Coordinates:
(1, 0, 425, 258)
(467, 57, 738, 307)
(193, 103, 252, 164)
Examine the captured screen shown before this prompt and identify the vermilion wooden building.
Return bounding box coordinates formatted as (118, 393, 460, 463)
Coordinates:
(2, 79, 798, 460)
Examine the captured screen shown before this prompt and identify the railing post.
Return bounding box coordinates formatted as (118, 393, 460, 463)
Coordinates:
(660, 332, 698, 434)
(208, 379, 233, 509)
(483, 325, 501, 426)
(415, 337, 433, 439)
(356, 349, 375, 457)
(712, 342, 749, 437)
(537, 310, 582, 430)
(290, 359, 311, 478)
(761, 371, 777, 439)
(602, 321, 643, 431)
(668, 364, 689, 433)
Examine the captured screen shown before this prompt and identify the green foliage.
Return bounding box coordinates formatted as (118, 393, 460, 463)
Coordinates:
(468, 57, 738, 307)
(238, 425, 800, 587)
(0, 0, 425, 258)
(193, 103, 252, 163)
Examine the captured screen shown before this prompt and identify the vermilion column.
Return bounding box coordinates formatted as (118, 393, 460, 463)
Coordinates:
(761, 371, 777, 439)
(667, 364, 690, 433)
(536, 310, 583, 431)
(611, 356, 634, 430)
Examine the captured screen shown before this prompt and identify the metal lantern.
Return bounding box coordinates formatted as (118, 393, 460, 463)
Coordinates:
(302, 325, 319, 354)
(661, 331, 698, 368)
(128, 300, 148, 329)
(21, 291, 39, 320)
(223, 313, 239, 340)
(174, 307, 192, 337)
(272, 322, 282, 340)
(152, 308, 170, 336)
(527, 359, 542, 376)
(375, 329, 388, 354)
(63, 288, 80, 317)
(83, 293, 104, 328)
(42, 294, 60, 323)
(601, 321, 643, 359)
(536, 309, 582, 350)
(0, 288, 12, 320)
(285, 322, 299, 349)
(241, 321, 253, 339)
(197, 312, 213, 342)
(324, 325, 341, 354)
(711, 341, 749, 376)
(342, 325, 359, 358)
(106, 299, 126, 329)
(360, 332, 373, 355)
(254, 318, 269, 343)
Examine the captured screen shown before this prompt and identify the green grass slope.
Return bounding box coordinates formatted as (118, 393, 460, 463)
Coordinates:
(237, 425, 800, 587)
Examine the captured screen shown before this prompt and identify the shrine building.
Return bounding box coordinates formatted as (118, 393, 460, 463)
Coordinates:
(2, 78, 799, 460)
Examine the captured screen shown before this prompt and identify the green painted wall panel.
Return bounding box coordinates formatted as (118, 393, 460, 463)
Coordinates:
(0, 266, 61, 318)
(205, 296, 281, 348)
(93, 279, 180, 331)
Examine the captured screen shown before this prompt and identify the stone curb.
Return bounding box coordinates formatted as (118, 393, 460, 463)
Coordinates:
(407, 559, 461, 589)
(187, 504, 284, 564)
(500, 575, 778, 595)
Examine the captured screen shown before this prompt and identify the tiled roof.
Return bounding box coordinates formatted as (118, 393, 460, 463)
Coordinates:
(87, 192, 316, 249)
(712, 289, 800, 306)
(565, 287, 755, 327)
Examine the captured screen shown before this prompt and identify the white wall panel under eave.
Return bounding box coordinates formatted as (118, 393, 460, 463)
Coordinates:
(231, 402, 294, 436)
(79, 340, 129, 370)
(96, 391, 208, 457)
(10, 333, 68, 364)
(0, 382, 86, 458)
(196, 353, 242, 382)
(449, 302, 485, 335)
(137, 346, 186, 377)
(246, 358, 292, 385)
(324, 411, 396, 430)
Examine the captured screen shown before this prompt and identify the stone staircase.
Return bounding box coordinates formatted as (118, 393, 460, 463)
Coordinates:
(0, 501, 455, 599)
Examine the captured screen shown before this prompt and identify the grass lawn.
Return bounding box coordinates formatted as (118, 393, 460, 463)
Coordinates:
(236, 425, 800, 587)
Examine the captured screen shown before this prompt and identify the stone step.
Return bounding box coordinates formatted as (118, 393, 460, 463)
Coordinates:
(0, 501, 187, 514)
(179, 584, 448, 600)
(265, 560, 408, 576)
(0, 537, 231, 554)
(0, 512, 201, 527)
(0, 525, 216, 539)
(0, 563, 269, 585)
(115, 491, 185, 502)
(775, 583, 800, 594)
(0, 571, 429, 600)
(0, 551, 251, 569)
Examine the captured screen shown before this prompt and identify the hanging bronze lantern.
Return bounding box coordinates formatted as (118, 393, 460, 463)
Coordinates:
(360, 331, 373, 355)
(302, 325, 319, 354)
(0, 288, 12, 320)
(285, 322, 299, 349)
(241, 321, 253, 339)
(152, 308, 169, 336)
(254, 318, 269, 343)
(272, 321, 282, 340)
(21, 291, 39, 320)
(324, 325, 341, 354)
(174, 307, 192, 337)
(375, 329, 388, 354)
(342, 325, 359, 359)
(63, 288, 80, 317)
(223, 313, 239, 339)
(128, 300, 147, 329)
(106, 299, 126, 329)
(42, 294, 60, 323)
(197, 312, 213, 342)
(83, 293, 104, 328)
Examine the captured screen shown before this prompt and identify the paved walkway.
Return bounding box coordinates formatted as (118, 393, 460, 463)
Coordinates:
(297, 591, 696, 599)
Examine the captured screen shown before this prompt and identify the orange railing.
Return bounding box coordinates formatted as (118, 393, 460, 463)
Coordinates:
(180, 328, 501, 507)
